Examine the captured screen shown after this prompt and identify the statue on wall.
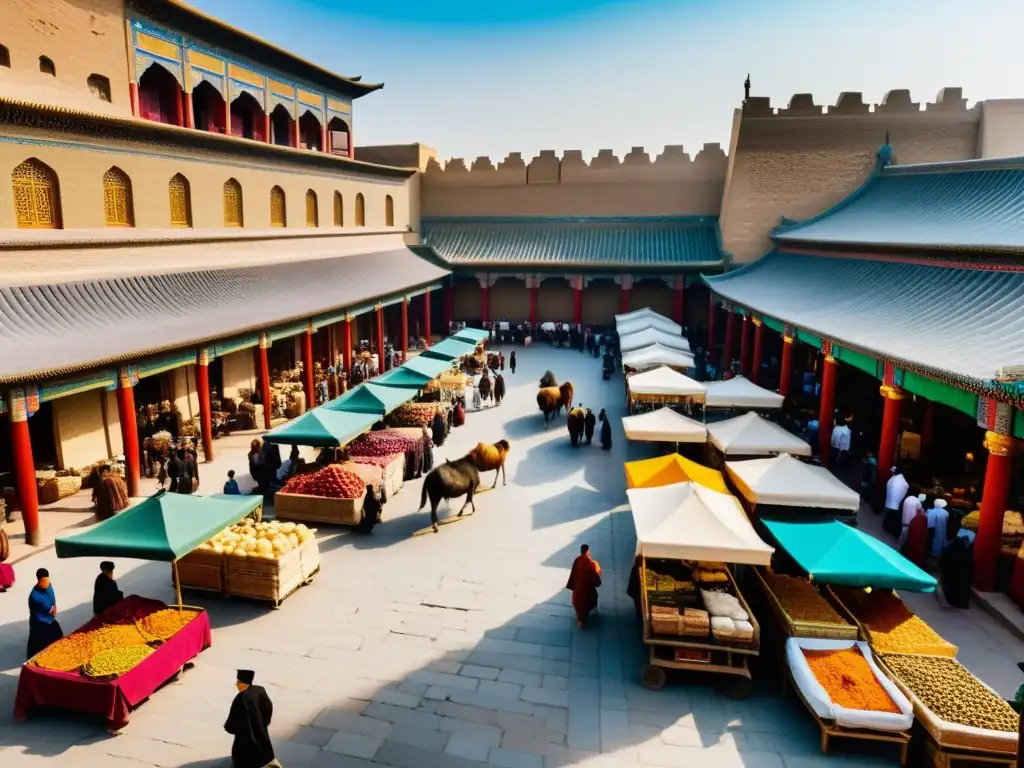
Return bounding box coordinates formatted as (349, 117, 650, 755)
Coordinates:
(744, 73, 751, 103)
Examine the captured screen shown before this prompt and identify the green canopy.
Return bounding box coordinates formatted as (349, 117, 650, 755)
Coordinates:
(325, 381, 415, 415)
(402, 354, 453, 379)
(763, 518, 937, 593)
(55, 492, 262, 562)
(421, 337, 478, 361)
(375, 366, 432, 389)
(452, 327, 489, 343)
(264, 408, 377, 447)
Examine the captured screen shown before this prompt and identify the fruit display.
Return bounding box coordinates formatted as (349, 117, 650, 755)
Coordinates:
(387, 402, 446, 428)
(961, 510, 1024, 548)
(338, 461, 384, 492)
(694, 568, 729, 583)
(87, 624, 149, 653)
(349, 431, 419, 456)
(349, 453, 403, 470)
(644, 569, 694, 593)
(196, 518, 316, 559)
(33, 633, 97, 672)
(83, 645, 155, 679)
(882, 653, 1018, 733)
(802, 648, 900, 713)
(833, 588, 956, 657)
(281, 465, 365, 499)
(137, 609, 201, 642)
(763, 572, 851, 626)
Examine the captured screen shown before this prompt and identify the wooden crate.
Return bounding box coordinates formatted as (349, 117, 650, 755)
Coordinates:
(298, 535, 320, 582)
(175, 549, 226, 593)
(225, 547, 304, 606)
(383, 455, 405, 498)
(275, 492, 364, 526)
(753, 568, 859, 641)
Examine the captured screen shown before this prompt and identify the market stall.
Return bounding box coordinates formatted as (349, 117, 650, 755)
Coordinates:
(374, 366, 434, 390)
(264, 408, 378, 448)
(620, 328, 691, 355)
(325, 381, 417, 415)
(617, 314, 684, 338)
(706, 412, 812, 459)
(452, 327, 490, 344)
(725, 454, 860, 524)
(615, 307, 679, 329)
(401, 353, 455, 382)
(622, 408, 707, 444)
(628, 481, 773, 696)
(621, 343, 695, 372)
(703, 376, 784, 410)
(626, 366, 706, 414)
(421, 336, 478, 362)
(625, 454, 728, 493)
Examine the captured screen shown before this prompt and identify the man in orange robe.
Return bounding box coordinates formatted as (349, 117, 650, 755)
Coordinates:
(567, 544, 602, 629)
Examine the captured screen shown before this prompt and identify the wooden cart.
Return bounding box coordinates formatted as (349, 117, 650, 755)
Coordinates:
(275, 491, 366, 526)
(639, 559, 759, 699)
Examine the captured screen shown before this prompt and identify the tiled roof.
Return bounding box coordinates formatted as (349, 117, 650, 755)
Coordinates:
(773, 158, 1024, 252)
(0, 248, 449, 383)
(422, 217, 722, 268)
(704, 251, 1024, 386)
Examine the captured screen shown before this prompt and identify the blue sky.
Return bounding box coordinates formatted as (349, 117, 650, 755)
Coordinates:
(190, 0, 1023, 163)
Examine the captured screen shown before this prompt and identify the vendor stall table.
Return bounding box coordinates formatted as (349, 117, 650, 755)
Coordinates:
(15, 595, 210, 731)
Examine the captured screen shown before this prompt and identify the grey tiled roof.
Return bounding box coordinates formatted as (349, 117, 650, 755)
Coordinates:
(704, 251, 1024, 385)
(0, 248, 449, 382)
(422, 217, 722, 268)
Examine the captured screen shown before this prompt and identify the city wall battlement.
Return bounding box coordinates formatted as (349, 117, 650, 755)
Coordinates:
(741, 86, 973, 118)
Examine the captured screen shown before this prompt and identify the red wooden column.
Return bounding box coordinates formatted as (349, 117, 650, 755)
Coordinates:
(619, 275, 632, 315)
(779, 333, 793, 397)
(129, 83, 140, 117)
(401, 297, 409, 362)
(342, 315, 353, 374)
(375, 304, 385, 375)
(707, 293, 716, 358)
(185, 90, 196, 130)
(422, 289, 432, 347)
(571, 276, 583, 325)
(751, 317, 764, 384)
(818, 347, 838, 462)
(8, 388, 40, 545)
(976, 431, 1016, 591)
(738, 315, 751, 378)
(528, 277, 538, 328)
(116, 367, 141, 498)
(672, 277, 685, 325)
(173, 83, 184, 127)
(257, 333, 272, 429)
(721, 308, 736, 372)
(479, 275, 490, 324)
(876, 367, 906, 497)
(195, 349, 214, 462)
(263, 113, 271, 144)
(302, 326, 315, 406)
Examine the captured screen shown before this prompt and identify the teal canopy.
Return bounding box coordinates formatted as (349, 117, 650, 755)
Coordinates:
(55, 492, 262, 562)
(325, 381, 415, 415)
(763, 518, 937, 593)
(375, 366, 432, 389)
(452, 327, 489, 343)
(264, 408, 377, 447)
(402, 354, 453, 379)
(422, 337, 477, 361)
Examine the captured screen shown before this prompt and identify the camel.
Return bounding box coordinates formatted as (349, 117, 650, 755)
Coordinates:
(466, 439, 511, 488)
(537, 381, 574, 427)
(567, 407, 586, 447)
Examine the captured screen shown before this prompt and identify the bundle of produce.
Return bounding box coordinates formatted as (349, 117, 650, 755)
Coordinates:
(281, 465, 365, 499)
(196, 518, 316, 560)
(387, 402, 444, 428)
(763, 572, 851, 626)
(882, 653, 1018, 733)
(644, 569, 695, 594)
(150, 430, 173, 452)
(961, 509, 1024, 546)
(710, 616, 754, 642)
(802, 647, 900, 713)
(694, 568, 728, 583)
(701, 590, 749, 622)
(348, 453, 404, 471)
(83, 645, 155, 678)
(350, 431, 423, 480)
(37, 475, 83, 504)
(136, 608, 201, 642)
(339, 462, 384, 492)
(834, 588, 956, 657)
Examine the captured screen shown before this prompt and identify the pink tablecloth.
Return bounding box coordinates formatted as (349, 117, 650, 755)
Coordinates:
(0, 564, 14, 589)
(14, 606, 211, 729)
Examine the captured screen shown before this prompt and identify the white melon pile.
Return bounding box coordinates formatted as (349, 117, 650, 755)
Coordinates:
(196, 519, 317, 560)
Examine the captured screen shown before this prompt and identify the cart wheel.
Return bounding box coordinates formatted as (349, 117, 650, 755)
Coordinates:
(724, 677, 751, 700)
(641, 665, 667, 691)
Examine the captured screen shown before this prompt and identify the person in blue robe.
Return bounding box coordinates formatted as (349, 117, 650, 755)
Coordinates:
(26, 568, 63, 659)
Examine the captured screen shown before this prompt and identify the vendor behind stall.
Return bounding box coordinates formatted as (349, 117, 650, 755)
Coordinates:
(93, 561, 123, 616)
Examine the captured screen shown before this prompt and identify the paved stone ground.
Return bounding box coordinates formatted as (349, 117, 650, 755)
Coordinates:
(0, 346, 1017, 767)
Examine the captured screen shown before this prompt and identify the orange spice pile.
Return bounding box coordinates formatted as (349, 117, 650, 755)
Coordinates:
(803, 648, 900, 713)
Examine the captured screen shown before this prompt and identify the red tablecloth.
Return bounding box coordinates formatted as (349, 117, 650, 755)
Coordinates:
(14, 597, 211, 730)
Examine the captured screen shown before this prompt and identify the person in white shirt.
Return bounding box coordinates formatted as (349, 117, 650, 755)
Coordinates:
(928, 499, 950, 558)
(898, 493, 925, 547)
(830, 423, 852, 466)
(883, 469, 909, 537)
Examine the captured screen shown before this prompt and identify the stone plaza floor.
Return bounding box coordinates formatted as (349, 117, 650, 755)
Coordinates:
(0, 345, 1021, 767)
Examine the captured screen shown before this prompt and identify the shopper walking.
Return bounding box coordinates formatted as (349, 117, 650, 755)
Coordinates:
(566, 545, 602, 629)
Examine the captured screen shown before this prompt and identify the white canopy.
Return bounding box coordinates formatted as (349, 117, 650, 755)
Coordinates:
(621, 343, 695, 372)
(628, 366, 706, 399)
(704, 376, 784, 409)
(619, 328, 691, 354)
(622, 407, 707, 443)
(726, 454, 860, 510)
(617, 314, 683, 338)
(707, 411, 812, 457)
(628, 481, 775, 565)
(615, 307, 678, 329)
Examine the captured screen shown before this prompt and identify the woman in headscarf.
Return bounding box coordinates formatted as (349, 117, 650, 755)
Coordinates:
(431, 411, 447, 447)
(509, 351, 517, 375)
(248, 440, 265, 494)
(175, 449, 194, 495)
(91, 465, 129, 521)
(493, 374, 506, 406)
(599, 409, 612, 450)
(453, 399, 466, 427)
(903, 499, 928, 567)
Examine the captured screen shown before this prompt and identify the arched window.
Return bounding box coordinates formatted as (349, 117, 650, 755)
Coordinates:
(87, 74, 111, 102)
(223, 178, 243, 226)
(354, 192, 365, 227)
(39, 56, 55, 76)
(0, 45, 10, 68)
(168, 174, 191, 227)
(333, 192, 343, 226)
(102, 166, 134, 227)
(11, 158, 60, 229)
(385, 195, 395, 227)
(270, 185, 286, 227)
(305, 190, 318, 227)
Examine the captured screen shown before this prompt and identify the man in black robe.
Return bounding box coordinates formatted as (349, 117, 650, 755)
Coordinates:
(93, 561, 124, 616)
(225, 669, 276, 768)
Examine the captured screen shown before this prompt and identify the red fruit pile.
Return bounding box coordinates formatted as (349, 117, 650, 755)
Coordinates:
(281, 465, 365, 499)
(349, 453, 403, 470)
(349, 431, 419, 457)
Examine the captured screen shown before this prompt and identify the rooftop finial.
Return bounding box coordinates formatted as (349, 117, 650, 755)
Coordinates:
(744, 73, 751, 103)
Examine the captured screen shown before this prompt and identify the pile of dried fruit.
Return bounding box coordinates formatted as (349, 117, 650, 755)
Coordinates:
(83, 645, 155, 678)
(764, 573, 851, 626)
(137, 609, 201, 642)
(87, 624, 149, 653)
(803, 647, 900, 713)
(32, 633, 95, 672)
(387, 402, 445, 428)
(836, 588, 956, 656)
(281, 465, 365, 499)
(882, 653, 1018, 732)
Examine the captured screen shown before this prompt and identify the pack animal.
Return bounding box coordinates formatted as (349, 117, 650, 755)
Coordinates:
(567, 407, 586, 446)
(466, 439, 511, 488)
(418, 457, 480, 532)
(536, 381, 574, 426)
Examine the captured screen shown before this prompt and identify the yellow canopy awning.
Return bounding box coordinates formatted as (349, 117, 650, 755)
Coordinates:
(624, 454, 728, 494)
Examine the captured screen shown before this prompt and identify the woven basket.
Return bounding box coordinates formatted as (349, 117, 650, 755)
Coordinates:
(754, 569, 858, 641)
(37, 476, 82, 505)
